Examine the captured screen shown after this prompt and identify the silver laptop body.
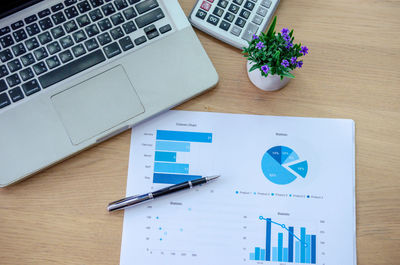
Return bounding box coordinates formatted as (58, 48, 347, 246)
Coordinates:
(0, 0, 218, 187)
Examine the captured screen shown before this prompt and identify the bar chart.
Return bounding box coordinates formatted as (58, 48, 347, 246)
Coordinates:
(249, 216, 316, 264)
(153, 130, 212, 184)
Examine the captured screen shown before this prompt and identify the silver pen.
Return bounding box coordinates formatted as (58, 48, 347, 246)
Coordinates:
(108, 175, 220, 212)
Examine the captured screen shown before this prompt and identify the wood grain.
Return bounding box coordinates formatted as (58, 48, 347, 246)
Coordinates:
(1, 0, 399, 264)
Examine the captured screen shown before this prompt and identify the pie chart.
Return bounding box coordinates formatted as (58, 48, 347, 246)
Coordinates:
(261, 146, 308, 185)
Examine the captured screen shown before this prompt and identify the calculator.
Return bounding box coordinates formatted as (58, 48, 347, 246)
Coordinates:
(189, 0, 280, 49)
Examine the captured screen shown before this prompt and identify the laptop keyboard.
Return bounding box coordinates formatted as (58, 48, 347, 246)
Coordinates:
(0, 0, 172, 110)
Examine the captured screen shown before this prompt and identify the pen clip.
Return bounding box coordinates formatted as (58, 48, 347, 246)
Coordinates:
(108, 194, 140, 206)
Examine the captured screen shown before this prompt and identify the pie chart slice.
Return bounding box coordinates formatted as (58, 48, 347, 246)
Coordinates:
(261, 146, 308, 185)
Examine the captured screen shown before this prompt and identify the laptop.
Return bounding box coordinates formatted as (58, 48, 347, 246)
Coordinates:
(0, 0, 219, 187)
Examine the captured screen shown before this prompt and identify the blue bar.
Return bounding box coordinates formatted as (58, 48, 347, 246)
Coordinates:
(306, 235, 311, 263)
(283, 248, 288, 262)
(155, 151, 176, 162)
(156, 130, 212, 143)
(250, 253, 255, 260)
(278, 233, 283, 261)
(301, 227, 306, 263)
(260, 249, 265, 260)
(156, 141, 190, 152)
(266, 218, 271, 261)
(154, 162, 189, 174)
(153, 173, 201, 184)
(288, 226, 294, 262)
(255, 247, 260, 260)
(272, 247, 278, 262)
(295, 241, 300, 263)
(311, 235, 316, 264)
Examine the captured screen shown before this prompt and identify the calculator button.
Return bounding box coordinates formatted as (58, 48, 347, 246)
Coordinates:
(200, 1, 212, 11)
(228, 4, 240, 14)
(217, 0, 229, 8)
(235, 17, 246, 28)
(233, 0, 244, 5)
(230, 25, 242, 36)
(244, 1, 255, 11)
(257, 6, 268, 17)
(252, 15, 263, 25)
(207, 15, 220, 26)
(196, 10, 208, 20)
(261, 0, 272, 8)
(224, 12, 235, 22)
(239, 9, 251, 19)
(213, 7, 224, 17)
(241, 22, 258, 42)
(219, 20, 231, 31)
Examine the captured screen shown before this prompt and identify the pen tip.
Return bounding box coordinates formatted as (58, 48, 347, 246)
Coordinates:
(207, 175, 220, 181)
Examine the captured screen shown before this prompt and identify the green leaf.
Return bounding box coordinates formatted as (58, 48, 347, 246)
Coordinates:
(249, 64, 259, 72)
(266, 16, 277, 38)
(281, 72, 296, 78)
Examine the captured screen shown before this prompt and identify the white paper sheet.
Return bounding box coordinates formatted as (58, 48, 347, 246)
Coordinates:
(120, 110, 356, 265)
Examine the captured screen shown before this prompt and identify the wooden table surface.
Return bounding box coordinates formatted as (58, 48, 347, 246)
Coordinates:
(1, 0, 399, 264)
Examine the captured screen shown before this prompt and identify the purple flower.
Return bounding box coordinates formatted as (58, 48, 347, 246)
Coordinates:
(300, 46, 309, 55)
(290, 57, 297, 64)
(283, 34, 291, 42)
(261, 64, 269, 74)
(296, 61, 303, 68)
(285, 42, 293, 49)
(281, 28, 289, 35)
(252, 34, 259, 40)
(256, 41, 265, 50)
(281, 59, 289, 68)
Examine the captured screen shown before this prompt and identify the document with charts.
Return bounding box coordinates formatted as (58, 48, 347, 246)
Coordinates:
(120, 110, 356, 265)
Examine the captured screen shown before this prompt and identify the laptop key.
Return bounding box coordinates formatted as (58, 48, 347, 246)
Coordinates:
(110, 27, 124, 40)
(52, 12, 67, 25)
(25, 37, 39, 50)
(97, 32, 112, 45)
(135, 8, 164, 28)
(65, 0, 78, 6)
(119, 36, 134, 51)
(26, 23, 41, 36)
(98, 18, 112, 31)
(128, 0, 140, 4)
(12, 43, 26, 56)
(134, 35, 146, 45)
(115, 0, 128, 10)
(59, 50, 74, 63)
(84, 38, 99, 51)
(47, 41, 62, 55)
(0, 93, 11, 108)
(123, 7, 137, 20)
(159, 24, 171, 34)
(135, 0, 159, 15)
(102, 3, 116, 16)
(38, 9, 51, 18)
(33, 62, 47, 75)
(110, 13, 125, 26)
(63, 20, 78, 33)
(7, 59, 22, 73)
(38, 32, 52, 45)
(0, 35, 14, 48)
(51, 26, 65, 39)
(8, 87, 24, 102)
(19, 68, 35, 81)
(60, 35, 74, 48)
(85, 24, 100, 37)
(73, 30, 87, 43)
(0, 65, 8, 78)
(77, 14, 91, 27)
(11, 21, 24, 30)
(51, 3, 65, 12)
(39, 49, 106, 88)
(103, 42, 121, 58)
(21, 53, 36, 66)
(72, 43, 87, 57)
(89, 9, 104, 22)
(46, 56, 61, 69)
(33, 47, 49, 60)
(22, 79, 41, 96)
(90, 0, 104, 8)
(0, 80, 7, 92)
(13, 29, 28, 42)
(6, 73, 21, 87)
(77, 1, 92, 13)
(0, 49, 13, 62)
(0, 26, 11, 36)
(65, 6, 79, 19)
(25, 14, 38, 24)
(39, 18, 53, 30)
(122, 21, 137, 34)
(144, 24, 158, 40)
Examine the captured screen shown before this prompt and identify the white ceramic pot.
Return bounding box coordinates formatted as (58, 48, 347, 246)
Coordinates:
(246, 61, 291, 91)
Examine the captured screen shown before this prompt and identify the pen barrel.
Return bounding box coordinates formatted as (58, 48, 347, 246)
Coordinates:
(152, 178, 207, 198)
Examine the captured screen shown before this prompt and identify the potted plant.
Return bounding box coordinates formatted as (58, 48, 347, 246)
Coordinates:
(243, 17, 309, 91)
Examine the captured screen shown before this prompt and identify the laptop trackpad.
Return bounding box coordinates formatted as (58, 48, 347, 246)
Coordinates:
(51, 65, 144, 145)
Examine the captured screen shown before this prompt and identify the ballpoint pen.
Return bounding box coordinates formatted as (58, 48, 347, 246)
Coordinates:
(107, 175, 220, 212)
